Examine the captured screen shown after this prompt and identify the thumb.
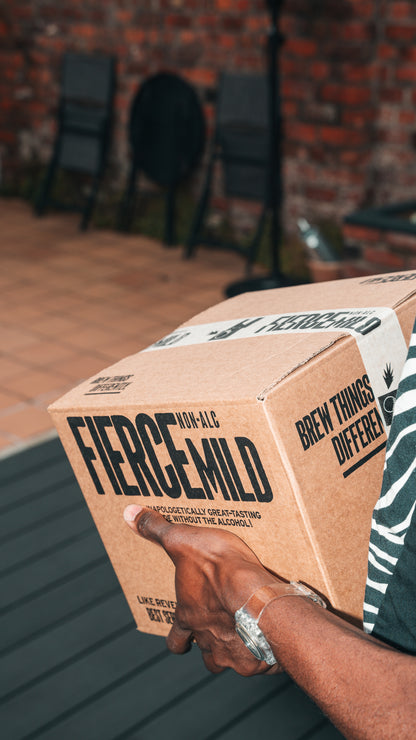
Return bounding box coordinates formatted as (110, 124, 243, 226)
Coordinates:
(123, 505, 173, 549)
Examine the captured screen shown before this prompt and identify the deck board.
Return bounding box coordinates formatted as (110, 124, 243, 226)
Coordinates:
(0, 437, 344, 739)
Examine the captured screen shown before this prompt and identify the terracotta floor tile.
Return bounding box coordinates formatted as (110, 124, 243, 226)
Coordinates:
(48, 352, 112, 383)
(43, 295, 92, 315)
(111, 291, 166, 312)
(5, 303, 53, 325)
(29, 314, 85, 339)
(0, 404, 53, 440)
(97, 333, 159, 362)
(62, 304, 122, 329)
(106, 313, 163, 336)
(2, 367, 71, 399)
(0, 388, 25, 411)
(37, 384, 79, 409)
(147, 299, 206, 325)
(12, 338, 75, 367)
(63, 324, 129, 352)
(82, 282, 134, 302)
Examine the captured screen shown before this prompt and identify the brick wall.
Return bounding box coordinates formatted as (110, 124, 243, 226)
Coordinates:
(2, 0, 416, 257)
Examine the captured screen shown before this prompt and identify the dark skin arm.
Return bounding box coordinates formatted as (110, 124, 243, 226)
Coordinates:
(124, 504, 416, 740)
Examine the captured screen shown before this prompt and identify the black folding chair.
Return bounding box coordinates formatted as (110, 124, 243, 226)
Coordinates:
(117, 72, 205, 245)
(185, 72, 278, 267)
(34, 51, 116, 230)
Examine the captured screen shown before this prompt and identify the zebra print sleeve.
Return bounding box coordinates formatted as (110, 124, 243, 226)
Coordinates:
(363, 319, 416, 644)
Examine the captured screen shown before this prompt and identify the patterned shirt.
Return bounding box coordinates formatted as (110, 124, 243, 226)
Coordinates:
(364, 319, 416, 653)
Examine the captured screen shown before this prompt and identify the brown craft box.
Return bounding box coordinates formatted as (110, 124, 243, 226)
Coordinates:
(49, 270, 416, 636)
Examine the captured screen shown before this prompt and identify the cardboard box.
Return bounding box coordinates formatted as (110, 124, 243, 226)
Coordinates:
(49, 270, 416, 635)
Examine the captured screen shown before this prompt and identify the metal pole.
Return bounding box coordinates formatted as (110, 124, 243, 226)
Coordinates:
(225, 0, 290, 296)
(267, 0, 284, 281)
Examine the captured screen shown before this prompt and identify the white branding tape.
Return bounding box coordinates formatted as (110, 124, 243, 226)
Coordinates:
(146, 307, 408, 434)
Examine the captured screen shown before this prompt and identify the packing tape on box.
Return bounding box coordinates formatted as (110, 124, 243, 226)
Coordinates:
(146, 307, 409, 436)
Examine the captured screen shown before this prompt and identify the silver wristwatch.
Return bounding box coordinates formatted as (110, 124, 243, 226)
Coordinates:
(234, 581, 327, 666)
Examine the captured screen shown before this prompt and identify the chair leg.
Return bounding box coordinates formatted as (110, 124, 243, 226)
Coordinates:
(246, 205, 268, 272)
(184, 160, 214, 259)
(117, 164, 138, 232)
(79, 173, 101, 231)
(34, 157, 58, 217)
(164, 184, 176, 246)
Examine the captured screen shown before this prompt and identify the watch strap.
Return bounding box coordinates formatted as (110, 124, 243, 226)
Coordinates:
(234, 581, 327, 666)
(242, 581, 327, 623)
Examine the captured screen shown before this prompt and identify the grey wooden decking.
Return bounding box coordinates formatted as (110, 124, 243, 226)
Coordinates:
(0, 437, 344, 739)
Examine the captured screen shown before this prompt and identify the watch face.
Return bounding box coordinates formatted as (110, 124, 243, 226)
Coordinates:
(235, 623, 265, 661)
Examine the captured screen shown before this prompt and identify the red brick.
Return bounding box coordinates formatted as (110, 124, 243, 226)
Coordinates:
(285, 38, 318, 57)
(245, 17, 268, 33)
(343, 224, 384, 243)
(115, 10, 133, 24)
(215, 0, 233, 9)
(399, 110, 416, 126)
(71, 24, 97, 39)
(281, 79, 311, 101)
(396, 65, 416, 83)
(222, 16, 243, 31)
(340, 21, 374, 42)
(380, 87, 404, 103)
(387, 3, 414, 20)
(304, 187, 337, 202)
(183, 67, 216, 87)
(385, 24, 416, 43)
(166, 14, 192, 29)
(310, 61, 330, 80)
(0, 130, 16, 144)
(320, 126, 367, 148)
(320, 84, 371, 106)
(342, 109, 376, 127)
(363, 246, 406, 269)
(401, 47, 416, 63)
(195, 11, 213, 24)
(386, 232, 416, 254)
(124, 28, 146, 44)
(343, 64, 377, 83)
(218, 34, 236, 49)
(377, 43, 397, 60)
(286, 122, 319, 144)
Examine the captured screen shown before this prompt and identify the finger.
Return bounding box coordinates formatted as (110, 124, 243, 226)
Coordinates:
(166, 620, 193, 655)
(201, 653, 226, 674)
(123, 505, 173, 547)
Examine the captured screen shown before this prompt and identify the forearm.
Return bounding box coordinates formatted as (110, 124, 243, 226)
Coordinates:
(260, 596, 416, 740)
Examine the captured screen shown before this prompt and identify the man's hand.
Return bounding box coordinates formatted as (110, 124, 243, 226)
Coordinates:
(123, 504, 282, 675)
(123, 505, 416, 738)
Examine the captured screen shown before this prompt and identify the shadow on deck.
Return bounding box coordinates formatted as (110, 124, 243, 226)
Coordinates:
(0, 437, 343, 739)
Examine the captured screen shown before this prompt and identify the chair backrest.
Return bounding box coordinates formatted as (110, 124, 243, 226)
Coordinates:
(215, 72, 276, 201)
(61, 52, 115, 108)
(57, 52, 116, 174)
(129, 72, 205, 187)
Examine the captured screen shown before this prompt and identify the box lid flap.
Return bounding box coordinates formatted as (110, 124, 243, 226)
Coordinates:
(49, 271, 416, 412)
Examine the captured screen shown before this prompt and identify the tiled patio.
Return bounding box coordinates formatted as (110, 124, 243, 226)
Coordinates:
(0, 198, 266, 455)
